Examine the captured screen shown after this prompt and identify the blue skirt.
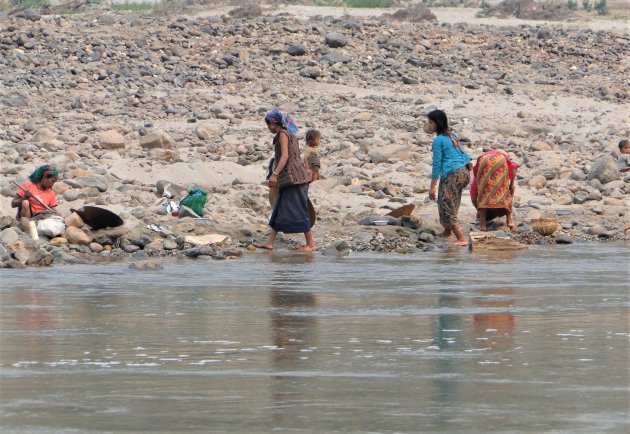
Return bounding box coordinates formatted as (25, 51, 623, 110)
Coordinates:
(270, 184, 311, 234)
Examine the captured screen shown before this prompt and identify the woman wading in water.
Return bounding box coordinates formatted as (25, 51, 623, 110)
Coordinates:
(425, 110, 471, 246)
(255, 108, 315, 252)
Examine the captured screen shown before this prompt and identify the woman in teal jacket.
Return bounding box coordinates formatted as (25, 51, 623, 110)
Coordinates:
(425, 110, 471, 246)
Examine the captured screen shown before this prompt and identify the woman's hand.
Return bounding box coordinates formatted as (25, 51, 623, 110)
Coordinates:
(268, 174, 278, 188)
(429, 187, 437, 201)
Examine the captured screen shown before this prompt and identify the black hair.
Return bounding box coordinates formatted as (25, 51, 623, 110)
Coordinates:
(427, 109, 449, 135)
(305, 129, 321, 144)
(619, 139, 629, 150)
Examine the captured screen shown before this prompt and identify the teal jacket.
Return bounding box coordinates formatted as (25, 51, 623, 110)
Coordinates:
(431, 132, 471, 180)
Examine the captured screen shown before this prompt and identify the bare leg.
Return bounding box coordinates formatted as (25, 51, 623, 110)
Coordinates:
(20, 200, 32, 219)
(297, 231, 316, 252)
(506, 212, 515, 231)
(478, 209, 487, 231)
(449, 227, 468, 246)
(254, 229, 277, 250)
(437, 227, 452, 238)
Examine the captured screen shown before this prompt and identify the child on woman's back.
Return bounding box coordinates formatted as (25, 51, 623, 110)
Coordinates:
(305, 129, 322, 183)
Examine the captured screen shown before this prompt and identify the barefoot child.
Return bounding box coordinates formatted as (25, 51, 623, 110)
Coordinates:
(304, 129, 322, 183)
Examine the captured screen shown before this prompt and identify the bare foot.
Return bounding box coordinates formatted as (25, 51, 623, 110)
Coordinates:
(436, 230, 452, 238)
(253, 242, 273, 250)
(297, 244, 316, 253)
(448, 240, 468, 246)
(479, 226, 487, 232)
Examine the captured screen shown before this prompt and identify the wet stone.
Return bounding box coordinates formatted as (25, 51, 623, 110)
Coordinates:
(554, 233, 574, 244)
(124, 244, 141, 253)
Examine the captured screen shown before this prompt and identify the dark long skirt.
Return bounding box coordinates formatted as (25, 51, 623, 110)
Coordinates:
(269, 183, 311, 234)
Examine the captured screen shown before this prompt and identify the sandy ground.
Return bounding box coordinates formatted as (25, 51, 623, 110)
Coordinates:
(194, 4, 630, 33)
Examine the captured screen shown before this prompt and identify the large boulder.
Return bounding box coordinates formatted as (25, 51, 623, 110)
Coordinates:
(91, 226, 128, 245)
(195, 126, 222, 140)
(0, 228, 19, 245)
(74, 176, 108, 192)
(64, 227, 92, 245)
(99, 130, 126, 150)
(65, 212, 84, 228)
(389, 4, 437, 22)
(140, 131, 174, 149)
(587, 155, 620, 184)
(15, 9, 41, 21)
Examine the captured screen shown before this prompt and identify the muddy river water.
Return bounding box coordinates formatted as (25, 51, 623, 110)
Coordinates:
(1, 244, 628, 433)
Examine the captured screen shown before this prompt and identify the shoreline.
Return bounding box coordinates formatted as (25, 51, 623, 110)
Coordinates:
(0, 3, 628, 267)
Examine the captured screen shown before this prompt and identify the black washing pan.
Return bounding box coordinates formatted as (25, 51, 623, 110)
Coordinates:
(72, 206, 124, 230)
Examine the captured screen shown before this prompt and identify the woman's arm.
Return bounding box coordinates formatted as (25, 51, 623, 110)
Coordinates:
(11, 194, 23, 208)
(268, 132, 289, 188)
(429, 138, 442, 200)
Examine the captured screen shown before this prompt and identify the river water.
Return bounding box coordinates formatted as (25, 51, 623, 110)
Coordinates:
(1, 244, 628, 433)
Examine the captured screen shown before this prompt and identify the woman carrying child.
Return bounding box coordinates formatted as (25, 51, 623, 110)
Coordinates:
(255, 108, 315, 252)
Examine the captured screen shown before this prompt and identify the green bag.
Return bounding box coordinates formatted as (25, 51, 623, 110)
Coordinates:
(179, 188, 207, 216)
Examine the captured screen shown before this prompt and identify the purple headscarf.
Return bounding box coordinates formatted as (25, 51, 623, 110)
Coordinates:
(265, 108, 299, 135)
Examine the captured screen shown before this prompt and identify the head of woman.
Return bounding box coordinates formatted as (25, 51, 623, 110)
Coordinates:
(29, 164, 58, 190)
(424, 109, 449, 135)
(265, 118, 282, 134)
(264, 108, 299, 135)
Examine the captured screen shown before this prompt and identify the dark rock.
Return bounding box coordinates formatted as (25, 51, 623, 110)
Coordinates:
(15, 9, 41, 22)
(325, 32, 347, 48)
(402, 76, 419, 85)
(131, 235, 153, 248)
(287, 44, 306, 56)
(185, 247, 211, 257)
(131, 251, 149, 260)
(390, 4, 437, 22)
(554, 233, 573, 244)
(418, 232, 434, 243)
(300, 66, 321, 79)
(124, 244, 141, 253)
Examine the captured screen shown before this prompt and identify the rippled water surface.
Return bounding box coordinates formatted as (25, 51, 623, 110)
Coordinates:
(1, 244, 628, 433)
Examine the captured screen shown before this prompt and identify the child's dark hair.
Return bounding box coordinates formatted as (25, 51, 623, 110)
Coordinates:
(427, 110, 449, 135)
(619, 139, 629, 150)
(305, 129, 321, 144)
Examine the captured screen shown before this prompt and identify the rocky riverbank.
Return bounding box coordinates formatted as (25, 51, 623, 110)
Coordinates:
(0, 2, 628, 267)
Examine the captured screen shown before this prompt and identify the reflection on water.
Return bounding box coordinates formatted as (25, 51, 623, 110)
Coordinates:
(267, 254, 318, 423)
(0, 244, 628, 433)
